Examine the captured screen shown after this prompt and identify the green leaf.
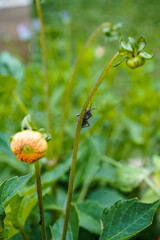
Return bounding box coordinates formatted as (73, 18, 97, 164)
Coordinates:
(112, 22, 122, 30)
(128, 37, 139, 56)
(0, 51, 24, 82)
(88, 188, 125, 206)
(0, 173, 32, 209)
(0, 132, 13, 156)
(77, 200, 103, 234)
(139, 51, 153, 59)
(17, 188, 50, 227)
(21, 156, 71, 195)
(4, 195, 22, 229)
(0, 174, 32, 239)
(100, 198, 160, 240)
(50, 204, 79, 240)
(0, 76, 17, 94)
(119, 38, 132, 57)
(21, 115, 36, 131)
(113, 165, 148, 192)
(113, 56, 125, 67)
(137, 36, 146, 52)
(4, 188, 50, 235)
(93, 162, 116, 184)
(102, 26, 112, 34)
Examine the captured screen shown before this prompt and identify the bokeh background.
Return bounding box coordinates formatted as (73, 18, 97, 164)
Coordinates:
(1, 1, 160, 239)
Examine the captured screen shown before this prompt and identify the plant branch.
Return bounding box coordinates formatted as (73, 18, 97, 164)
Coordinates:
(34, 161, 47, 240)
(57, 22, 112, 160)
(35, 0, 52, 135)
(61, 52, 119, 240)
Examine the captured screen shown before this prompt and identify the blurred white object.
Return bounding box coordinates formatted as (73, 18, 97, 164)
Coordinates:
(95, 45, 105, 58)
(17, 23, 32, 41)
(0, 0, 31, 9)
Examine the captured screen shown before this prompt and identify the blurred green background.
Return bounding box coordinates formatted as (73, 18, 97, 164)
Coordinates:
(1, 0, 160, 239)
(1, 0, 160, 173)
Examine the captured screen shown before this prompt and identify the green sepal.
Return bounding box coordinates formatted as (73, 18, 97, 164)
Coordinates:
(9, 136, 13, 143)
(139, 51, 153, 59)
(102, 26, 112, 34)
(112, 22, 122, 30)
(113, 56, 126, 67)
(21, 115, 36, 131)
(103, 23, 121, 40)
(119, 38, 132, 57)
(137, 36, 146, 52)
(39, 128, 52, 142)
(128, 37, 139, 56)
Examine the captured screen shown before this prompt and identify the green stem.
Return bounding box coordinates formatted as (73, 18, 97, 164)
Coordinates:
(57, 22, 112, 160)
(61, 52, 119, 240)
(144, 177, 160, 197)
(34, 161, 47, 240)
(77, 179, 92, 203)
(12, 91, 28, 115)
(101, 155, 122, 168)
(19, 227, 29, 240)
(35, 0, 52, 136)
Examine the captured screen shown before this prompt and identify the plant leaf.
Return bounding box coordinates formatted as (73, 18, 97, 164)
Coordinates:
(0, 51, 24, 82)
(0, 174, 32, 239)
(113, 56, 125, 67)
(21, 115, 36, 131)
(50, 204, 79, 240)
(139, 51, 153, 59)
(100, 198, 160, 240)
(119, 38, 132, 57)
(137, 36, 146, 52)
(77, 200, 103, 234)
(128, 37, 139, 56)
(88, 188, 125, 206)
(21, 156, 71, 195)
(112, 164, 148, 192)
(0, 173, 32, 209)
(39, 128, 52, 142)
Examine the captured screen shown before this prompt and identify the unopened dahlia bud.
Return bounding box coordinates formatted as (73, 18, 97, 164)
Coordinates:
(11, 130, 47, 163)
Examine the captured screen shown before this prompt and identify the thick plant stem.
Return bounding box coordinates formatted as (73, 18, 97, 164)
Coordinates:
(57, 22, 112, 160)
(35, 0, 52, 135)
(61, 52, 119, 240)
(34, 161, 47, 240)
(12, 91, 28, 115)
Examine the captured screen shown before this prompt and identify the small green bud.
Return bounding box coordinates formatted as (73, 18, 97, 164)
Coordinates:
(116, 36, 153, 69)
(126, 56, 145, 69)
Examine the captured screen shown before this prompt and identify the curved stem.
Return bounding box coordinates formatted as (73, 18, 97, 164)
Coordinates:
(57, 22, 112, 160)
(35, 0, 52, 136)
(61, 52, 119, 240)
(34, 161, 47, 240)
(12, 91, 28, 115)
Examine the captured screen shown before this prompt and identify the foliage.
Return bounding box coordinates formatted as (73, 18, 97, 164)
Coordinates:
(0, 0, 160, 240)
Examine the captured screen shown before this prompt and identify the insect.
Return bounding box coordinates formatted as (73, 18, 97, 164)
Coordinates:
(76, 104, 96, 128)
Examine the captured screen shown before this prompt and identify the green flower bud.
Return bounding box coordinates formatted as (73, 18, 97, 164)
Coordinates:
(126, 56, 145, 69)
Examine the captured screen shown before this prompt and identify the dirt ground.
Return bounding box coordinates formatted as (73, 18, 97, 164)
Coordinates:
(0, 6, 31, 61)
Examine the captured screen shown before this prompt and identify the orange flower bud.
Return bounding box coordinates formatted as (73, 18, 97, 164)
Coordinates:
(11, 130, 47, 163)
